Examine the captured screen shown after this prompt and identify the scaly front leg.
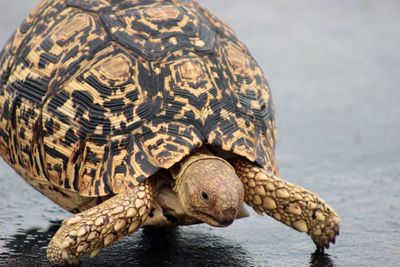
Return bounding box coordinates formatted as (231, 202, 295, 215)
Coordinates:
(47, 180, 152, 265)
(231, 159, 340, 249)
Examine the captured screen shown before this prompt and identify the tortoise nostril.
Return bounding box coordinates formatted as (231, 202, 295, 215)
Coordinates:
(201, 190, 209, 200)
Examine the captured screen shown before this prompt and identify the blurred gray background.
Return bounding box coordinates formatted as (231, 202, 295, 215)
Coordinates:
(0, 0, 399, 266)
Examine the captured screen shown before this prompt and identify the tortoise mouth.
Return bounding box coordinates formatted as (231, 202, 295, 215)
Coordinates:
(195, 211, 235, 227)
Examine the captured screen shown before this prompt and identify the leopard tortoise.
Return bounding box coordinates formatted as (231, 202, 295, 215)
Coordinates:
(0, 0, 340, 265)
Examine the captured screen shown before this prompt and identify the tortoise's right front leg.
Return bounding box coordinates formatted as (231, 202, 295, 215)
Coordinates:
(47, 180, 152, 265)
(231, 159, 340, 249)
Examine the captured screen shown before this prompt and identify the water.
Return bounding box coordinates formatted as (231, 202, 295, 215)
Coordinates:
(0, 0, 399, 266)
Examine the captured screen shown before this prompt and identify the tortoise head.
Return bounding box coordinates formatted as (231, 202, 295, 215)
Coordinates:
(172, 153, 244, 227)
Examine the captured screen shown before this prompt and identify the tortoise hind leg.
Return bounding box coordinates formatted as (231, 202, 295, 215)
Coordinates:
(47, 180, 152, 265)
(231, 159, 340, 249)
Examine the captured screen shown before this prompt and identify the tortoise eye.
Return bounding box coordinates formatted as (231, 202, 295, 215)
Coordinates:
(201, 190, 209, 200)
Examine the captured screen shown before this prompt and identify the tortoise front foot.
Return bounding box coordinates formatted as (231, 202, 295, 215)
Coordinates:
(232, 159, 340, 249)
(47, 181, 152, 265)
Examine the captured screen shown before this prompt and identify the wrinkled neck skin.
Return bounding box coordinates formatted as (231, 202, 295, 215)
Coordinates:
(171, 148, 244, 227)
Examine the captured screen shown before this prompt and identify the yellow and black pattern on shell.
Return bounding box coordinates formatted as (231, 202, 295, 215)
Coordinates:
(0, 0, 278, 197)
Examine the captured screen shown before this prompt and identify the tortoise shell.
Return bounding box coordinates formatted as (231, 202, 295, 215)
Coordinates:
(0, 0, 277, 197)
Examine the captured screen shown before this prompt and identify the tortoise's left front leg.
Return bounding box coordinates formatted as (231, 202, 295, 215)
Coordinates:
(231, 159, 340, 249)
(47, 180, 152, 265)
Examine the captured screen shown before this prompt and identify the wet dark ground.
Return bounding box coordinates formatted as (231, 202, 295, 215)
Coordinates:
(0, 0, 399, 266)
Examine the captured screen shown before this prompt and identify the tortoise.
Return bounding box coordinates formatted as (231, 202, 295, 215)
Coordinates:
(0, 0, 340, 265)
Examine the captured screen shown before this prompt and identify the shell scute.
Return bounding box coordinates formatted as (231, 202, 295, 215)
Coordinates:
(101, 2, 215, 59)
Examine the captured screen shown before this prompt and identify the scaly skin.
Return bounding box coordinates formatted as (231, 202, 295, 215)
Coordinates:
(47, 181, 152, 265)
(231, 159, 340, 249)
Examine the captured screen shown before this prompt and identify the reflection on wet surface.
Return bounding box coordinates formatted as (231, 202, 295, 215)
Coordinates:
(1, 226, 56, 266)
(309, 250, 334, 267)
(1, 223, 254, 266)
(1, 223, 338, 266)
